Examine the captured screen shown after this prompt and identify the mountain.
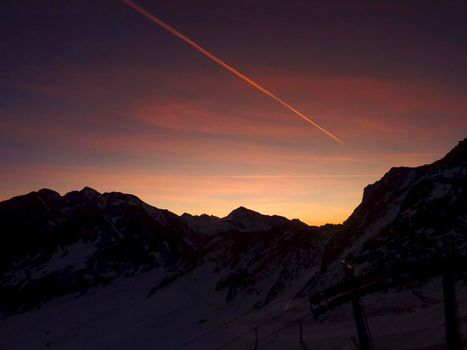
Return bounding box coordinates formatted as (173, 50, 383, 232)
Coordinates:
(0, 187, 324, 314)
(0, 187, 200, 313)
(0, 139, 466, 349)
(308, 138, 467, 297)
(180, 206, 291, 235)
(322, 138, 466, 271)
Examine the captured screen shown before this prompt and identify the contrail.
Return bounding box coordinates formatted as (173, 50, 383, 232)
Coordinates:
(121, 0, 343, 144)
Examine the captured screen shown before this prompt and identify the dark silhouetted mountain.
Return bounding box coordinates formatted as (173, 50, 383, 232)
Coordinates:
(0, 188, 198, 312)
(0, 138, 465, 316)
(321, 138, 467, 276)
(0, 188, 322, 313)
(180, 206, 291, 235)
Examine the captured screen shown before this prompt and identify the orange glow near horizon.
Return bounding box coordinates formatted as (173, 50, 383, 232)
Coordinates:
(120, 0, 344, 144)
(1, 2, 466, 225)
(0, 167, 375, 225)
(0, 149, 444, 226)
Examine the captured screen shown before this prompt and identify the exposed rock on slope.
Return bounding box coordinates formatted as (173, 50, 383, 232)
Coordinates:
(0, 188, 324, 313)
(0, 188, 197, 312)
(322, 138, 467, 274)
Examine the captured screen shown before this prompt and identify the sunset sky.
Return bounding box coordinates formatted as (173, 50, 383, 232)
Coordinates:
(1, 0, 466, 225)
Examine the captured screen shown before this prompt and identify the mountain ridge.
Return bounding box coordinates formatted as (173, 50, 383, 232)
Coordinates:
(321, 138, 466, 270)
(6, 187, 304, 233)
(0, 184, 325, 314)
(0, 138, 465, 316)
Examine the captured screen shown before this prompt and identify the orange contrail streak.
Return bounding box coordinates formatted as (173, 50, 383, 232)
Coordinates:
(121, 0, 343, 144)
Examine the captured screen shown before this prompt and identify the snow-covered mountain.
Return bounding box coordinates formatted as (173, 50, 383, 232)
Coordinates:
(0, 138, 466, 349)
(0, 187, 328, 314)
(180, 206, 291, 235)
(0, 187, 201, 313)
(322, 138, 467, 273)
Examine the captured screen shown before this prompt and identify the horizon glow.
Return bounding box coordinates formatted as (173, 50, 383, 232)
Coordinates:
(1, 1, 466, 225)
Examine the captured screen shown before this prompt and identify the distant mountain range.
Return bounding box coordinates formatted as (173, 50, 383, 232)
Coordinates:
(0, 184, 330, 314)
(1, 138, 466, 319)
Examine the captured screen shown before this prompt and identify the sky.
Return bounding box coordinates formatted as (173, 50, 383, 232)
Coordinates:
(1, 0, 466, 225)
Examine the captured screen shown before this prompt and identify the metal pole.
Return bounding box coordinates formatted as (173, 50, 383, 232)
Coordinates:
(351, 297, 374, 350)
(341, 261, 375, 350)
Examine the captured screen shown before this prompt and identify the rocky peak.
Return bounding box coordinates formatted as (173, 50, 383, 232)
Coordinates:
(322, 138, 467, 268)
(433, 137, 467, 167)
(226, 206, 261, 219)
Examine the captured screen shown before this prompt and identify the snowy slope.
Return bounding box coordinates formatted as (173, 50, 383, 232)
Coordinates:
(2, 268, 467, 350)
